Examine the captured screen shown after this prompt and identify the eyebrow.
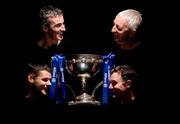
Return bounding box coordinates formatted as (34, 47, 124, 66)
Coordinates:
(110, 80, 118, 86)
(42, 77, 51, 81)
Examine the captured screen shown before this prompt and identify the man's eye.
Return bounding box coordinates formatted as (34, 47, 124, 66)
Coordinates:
(110, 80, 118, 86)
(42, 78, 49, 82)
(116, 26, 122, 31)
(56, 23, 63, 27)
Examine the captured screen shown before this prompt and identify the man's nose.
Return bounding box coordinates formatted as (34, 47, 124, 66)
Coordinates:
(109, 83, 113, 89)
(61, 24, 66, 31)
(111, 25, 116, 33)
(46, 80, 51, 86)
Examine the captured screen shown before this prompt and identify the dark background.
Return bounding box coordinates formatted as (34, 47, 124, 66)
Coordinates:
(1, 0, 178, 123)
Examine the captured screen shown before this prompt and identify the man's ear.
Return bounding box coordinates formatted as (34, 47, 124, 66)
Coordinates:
(28, 74, 34, 84)
(42, 25, 48, 32)
(126, 80, 132, 88)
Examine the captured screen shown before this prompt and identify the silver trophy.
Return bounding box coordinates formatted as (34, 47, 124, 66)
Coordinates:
(66, 54, 103, 106)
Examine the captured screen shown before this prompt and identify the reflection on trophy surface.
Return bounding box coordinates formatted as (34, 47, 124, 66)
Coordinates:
(66, 54, 103, 106)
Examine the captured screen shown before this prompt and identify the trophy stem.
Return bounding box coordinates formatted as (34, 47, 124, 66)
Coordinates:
(68, 74, 101, 106)
(81, 77, 86, 93)
(79, 73, 90, 94)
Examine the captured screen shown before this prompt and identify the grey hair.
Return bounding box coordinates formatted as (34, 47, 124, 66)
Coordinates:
(39, 5, 63, 27)
(117, 9, 142, 31)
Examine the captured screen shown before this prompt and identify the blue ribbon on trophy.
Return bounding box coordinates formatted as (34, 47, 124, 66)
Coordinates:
(102, 52, 115, 105)
(49, 54, 66, 104)
(57, 55, 66, 100)
(49, 56, 58, 101)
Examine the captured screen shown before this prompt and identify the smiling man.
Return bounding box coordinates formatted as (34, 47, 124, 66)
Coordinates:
(38, 5, 66, 49)
(26, 5, 66, 66)
(25, 64, 51, 99)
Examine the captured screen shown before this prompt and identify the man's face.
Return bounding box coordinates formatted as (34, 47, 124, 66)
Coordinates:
(109, 72, 127, 92)
(46, 15, 66, 45)
(111, 16, 129, 45)
(34, 70, 52, 96)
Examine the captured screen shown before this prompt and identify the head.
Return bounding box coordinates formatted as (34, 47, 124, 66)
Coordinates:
(111, 9, 142, 46)
(39, 5, 66, 46)
(27, 64, 52, 98)
(109, 65, 137, 97)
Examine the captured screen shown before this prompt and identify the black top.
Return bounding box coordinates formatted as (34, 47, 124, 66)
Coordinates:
(25, 42, 65, 66)
(112, 42, 146, 76)
(111, 41, 148, 108)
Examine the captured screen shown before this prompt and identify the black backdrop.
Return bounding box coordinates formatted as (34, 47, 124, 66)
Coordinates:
(2, 0, 176, 123)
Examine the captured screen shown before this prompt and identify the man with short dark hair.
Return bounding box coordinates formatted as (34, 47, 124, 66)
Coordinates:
(109, 65, 137, 104)
(27, 5, 66, 66)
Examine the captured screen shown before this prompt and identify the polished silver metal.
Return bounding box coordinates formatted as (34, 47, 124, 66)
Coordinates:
(66, 54, 103, 106)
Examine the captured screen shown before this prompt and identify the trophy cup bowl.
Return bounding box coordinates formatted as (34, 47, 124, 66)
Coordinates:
(66, 54, 103, 106)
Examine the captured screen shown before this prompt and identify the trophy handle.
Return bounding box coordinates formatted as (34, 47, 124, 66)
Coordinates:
(65, 84, 76, 98)
(65, 61, 74, 76)
(92, 81, 103, 97)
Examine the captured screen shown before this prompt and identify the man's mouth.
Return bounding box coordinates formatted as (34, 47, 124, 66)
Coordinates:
(58, 33, 63, 39)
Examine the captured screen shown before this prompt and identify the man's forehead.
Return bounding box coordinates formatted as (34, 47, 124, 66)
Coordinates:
(115, 16, 127, 24)
(48, 15, 64, 23)
(111, 72, 121, 78)
(38, 70, 51, 76)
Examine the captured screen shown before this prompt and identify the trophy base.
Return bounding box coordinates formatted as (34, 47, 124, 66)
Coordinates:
(68, 100, 101, 106)
(68, 93, 101, 106)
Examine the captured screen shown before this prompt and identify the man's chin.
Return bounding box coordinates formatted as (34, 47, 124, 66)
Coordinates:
(57, 35, 63, 41)
(41, 90, 47, 96)
(57, 40, 62, 45)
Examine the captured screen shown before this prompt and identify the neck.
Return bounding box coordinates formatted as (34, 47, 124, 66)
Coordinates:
(119, 40, 140, 50)
(57, 40, 61, 46)
(37, 37, 53, 49)
(25, 87, 44, 100)
(120, 89, 135, 104)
